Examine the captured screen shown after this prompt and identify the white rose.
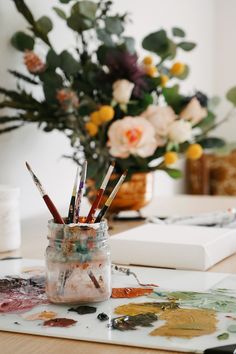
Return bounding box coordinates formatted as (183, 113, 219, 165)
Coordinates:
(112, 79, 135, 104)
(168, 120, 192, 144)
(180, 97, 207, 125)
(107, 116, 157, 158)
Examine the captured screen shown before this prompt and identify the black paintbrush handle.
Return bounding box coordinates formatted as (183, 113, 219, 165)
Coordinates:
(95, 205, 108, 223)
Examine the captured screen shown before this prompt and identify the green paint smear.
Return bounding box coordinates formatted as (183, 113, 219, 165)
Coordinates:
(227, 324, 236, 333)
(150, 289, 236, 312)
(217, 332, 229, 340)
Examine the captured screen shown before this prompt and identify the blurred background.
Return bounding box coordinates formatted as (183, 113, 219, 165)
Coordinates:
(0, 0, 236, 220)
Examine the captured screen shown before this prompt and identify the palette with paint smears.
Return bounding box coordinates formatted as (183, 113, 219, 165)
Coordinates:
(1, 259, 236, 353)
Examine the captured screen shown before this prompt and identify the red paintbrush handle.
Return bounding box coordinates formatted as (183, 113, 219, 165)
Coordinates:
(86, 189, 104, 223)
(43, 195, 64, 224)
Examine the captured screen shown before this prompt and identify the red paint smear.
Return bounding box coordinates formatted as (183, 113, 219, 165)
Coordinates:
(43, 318, 77, 327)
(111, 287, 153, 298)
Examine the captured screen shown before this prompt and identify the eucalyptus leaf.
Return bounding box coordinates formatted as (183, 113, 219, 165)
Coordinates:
(198, 137, 226, 149)
(105, 16, 124, 35)
(142, 30, 169, 56)
(60, 50, 80, 75)
(11, 31, 34, 51)
(36, 16, 53, 34)
(178, 41, 196, 51)
(59, 0, 72, 3)
(67, 14, 93, 32)
(46, 49, 61, 69)
(226, 86, 236, 106)
(53, 7, 67, 20)
(122, 37, 136, 54)
(172, 27, 185, 37)
(75, 1, 97, 20)
(97, 28, 114, 46)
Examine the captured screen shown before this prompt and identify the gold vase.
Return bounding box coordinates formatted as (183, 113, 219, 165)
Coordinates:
(87, 172, 154, 214)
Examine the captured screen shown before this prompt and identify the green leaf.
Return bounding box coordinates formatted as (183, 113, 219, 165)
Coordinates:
(226, 86, 236, 106)
(97, 28, 114, 46)
(105, 16, 124, 35)
(162, 85, 185, 113)
(164, 168, 183, 179)
(59, 0, 72, 3)
(198, 137, 226, 149)
(11, 31, 34, 51)
(36, 16, 53, 34)
(97, 45, 110, 64)
(60, 50, 80, 75)
(217, 332, 229, 340)
(67, 14, 93, 32)
(41, 71, 63, 102)
(142, 30, 169, 56)
(172, 27, 185, 37)
(195, 111, 215, 130)
(79, 1, 97, 19)
(178, 41, 196, 51)
(53, 7, 67, 20)
(46, 49, 61, 69)
(122, 37, 136, 54)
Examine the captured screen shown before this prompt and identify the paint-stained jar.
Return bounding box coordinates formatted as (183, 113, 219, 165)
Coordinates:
(45, 219, 111, 304)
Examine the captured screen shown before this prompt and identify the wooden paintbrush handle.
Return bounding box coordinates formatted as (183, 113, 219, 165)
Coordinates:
(43, 195, 64, 224)
(86, 189, 104, 223)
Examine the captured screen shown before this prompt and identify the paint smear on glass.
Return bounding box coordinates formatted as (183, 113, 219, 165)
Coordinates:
(43, 318, 77, 327)
(111, 313, 158, 331)
(115, 302, 179, 316)
(22, 311, 57, 321)
(150, 290, 236, 313)
(150, 308, 217, 338)
(111, 288, 153, 298)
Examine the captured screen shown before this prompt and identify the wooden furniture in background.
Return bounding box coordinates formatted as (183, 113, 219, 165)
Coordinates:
(186, 150, 236, 195)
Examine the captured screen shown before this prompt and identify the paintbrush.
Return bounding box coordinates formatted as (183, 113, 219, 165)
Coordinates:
(73, 160, 87, 223)
(95, 170, 127, 223)
(86, 162, 115, 223)
(25, 162, 64, 224)
(67, 166, 79, 224)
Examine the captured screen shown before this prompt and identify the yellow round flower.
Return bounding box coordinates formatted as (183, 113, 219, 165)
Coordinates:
(170, 62, 186, 76)
(160, 75, 169, 87)
(99, 105, 115, 122)
(90, 111, 102, 126)
(164, 151, 178, 165)
(85, 122, 98, 136)
(143, 56, 153, 65)
(145, 65, 158, 77)
(186, 144, 203, 160)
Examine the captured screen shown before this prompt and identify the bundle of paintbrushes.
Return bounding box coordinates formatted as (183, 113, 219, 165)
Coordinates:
(25, 160, 127, 304)
(25, 161, 127, 225)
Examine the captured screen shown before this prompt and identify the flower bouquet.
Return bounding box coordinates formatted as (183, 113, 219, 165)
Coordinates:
(1, 0, 236, 210)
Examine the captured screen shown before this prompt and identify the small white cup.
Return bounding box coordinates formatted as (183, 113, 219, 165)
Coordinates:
(0, 185, 21, 252)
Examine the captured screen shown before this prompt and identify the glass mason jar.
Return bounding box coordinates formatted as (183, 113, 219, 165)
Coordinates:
(45, 219, 111, 304)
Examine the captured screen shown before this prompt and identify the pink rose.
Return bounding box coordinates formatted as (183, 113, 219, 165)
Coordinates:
(107, 116, 157, 158)
(141, 105, 176, 146)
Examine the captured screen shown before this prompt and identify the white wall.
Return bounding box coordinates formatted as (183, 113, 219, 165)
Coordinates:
(0, 0, 229, 219)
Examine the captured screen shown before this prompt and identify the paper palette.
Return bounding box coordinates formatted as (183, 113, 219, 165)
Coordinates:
(1, 259, 236, 353)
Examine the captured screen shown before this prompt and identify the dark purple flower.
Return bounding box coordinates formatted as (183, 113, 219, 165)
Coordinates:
(105, 50, 146, 98)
